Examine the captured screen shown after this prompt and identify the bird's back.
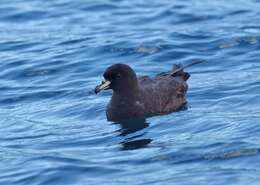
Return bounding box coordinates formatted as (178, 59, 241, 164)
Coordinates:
(138, 72, 189, 115)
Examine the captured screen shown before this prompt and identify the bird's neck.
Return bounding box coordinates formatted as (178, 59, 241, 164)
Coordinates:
(112, 84, 140, 102)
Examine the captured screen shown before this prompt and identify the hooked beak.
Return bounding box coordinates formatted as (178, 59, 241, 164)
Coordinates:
(95, 80, 111, 94)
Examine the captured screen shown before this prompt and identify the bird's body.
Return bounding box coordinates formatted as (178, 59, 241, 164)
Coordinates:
(95, 63, 193, 122)
(106, 73, 188, 121)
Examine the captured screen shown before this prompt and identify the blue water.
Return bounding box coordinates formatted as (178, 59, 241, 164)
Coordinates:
(1, 0, 260, 184)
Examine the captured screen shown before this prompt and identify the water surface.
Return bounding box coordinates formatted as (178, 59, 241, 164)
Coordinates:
(1, 0, 260, 184)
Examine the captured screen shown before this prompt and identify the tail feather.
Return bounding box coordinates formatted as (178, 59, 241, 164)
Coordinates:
(171, 64, 190, 81)
(157, 60, 205, 80)
(170, 60, 205, 81)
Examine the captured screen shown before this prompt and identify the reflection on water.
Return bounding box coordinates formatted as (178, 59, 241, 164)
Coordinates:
(114, 118, 152, 150)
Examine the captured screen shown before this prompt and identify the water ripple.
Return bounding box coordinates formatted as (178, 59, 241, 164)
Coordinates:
(0, 0, 260, 185)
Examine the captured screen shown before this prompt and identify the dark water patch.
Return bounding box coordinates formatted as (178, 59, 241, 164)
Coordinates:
(57, 37, 92, 46)
(0, 90, 67, 104)
(79, 3, 119, 12)
(228, 9, 251, 16)
(0, 41, 42, 52)
(175, 13, 224, 24)
(3, 10, 49, 22)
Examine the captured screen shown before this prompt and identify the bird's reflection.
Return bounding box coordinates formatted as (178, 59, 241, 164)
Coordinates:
(113, 118, 152, 150)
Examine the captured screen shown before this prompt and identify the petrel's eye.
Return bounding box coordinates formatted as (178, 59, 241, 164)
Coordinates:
(111, 73, 121, 80)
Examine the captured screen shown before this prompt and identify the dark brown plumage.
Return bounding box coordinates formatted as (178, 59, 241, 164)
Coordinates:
(95, 63, 191, 121)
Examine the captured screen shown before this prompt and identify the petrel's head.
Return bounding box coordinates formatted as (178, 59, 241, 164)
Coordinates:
(95, 64, 138, 94)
